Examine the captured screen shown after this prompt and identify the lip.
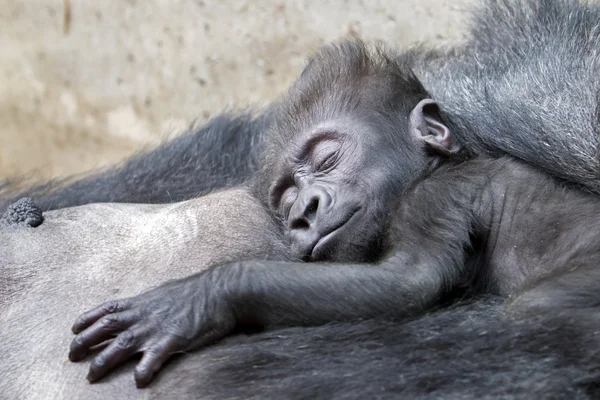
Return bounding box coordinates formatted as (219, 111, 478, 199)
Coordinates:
(309, 208, 360, 260)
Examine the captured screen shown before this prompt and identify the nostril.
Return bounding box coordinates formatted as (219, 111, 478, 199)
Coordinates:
(305, 197, 319, 222)
(289, 197, 319, 231)
(289, 218, 310, 230)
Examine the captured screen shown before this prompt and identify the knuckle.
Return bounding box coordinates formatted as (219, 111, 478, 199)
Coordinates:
(72, 333, 91, 350)
(72, 335, 85, 348)
(135, 363, 150, 377)
(99, 315, 122, 331)
(103, 301, 122, 314)
(147, 343, 167, 356)
(114, 330, 136, 349)
(90, 354, 107, 371)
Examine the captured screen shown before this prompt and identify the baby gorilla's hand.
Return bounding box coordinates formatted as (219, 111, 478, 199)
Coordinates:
(68, 271, 236, 388)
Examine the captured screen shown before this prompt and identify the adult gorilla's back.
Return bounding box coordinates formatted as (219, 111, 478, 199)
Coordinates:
(0, 189, 290, 399)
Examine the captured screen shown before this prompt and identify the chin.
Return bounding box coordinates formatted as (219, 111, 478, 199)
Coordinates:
(312, 220, 386, 263)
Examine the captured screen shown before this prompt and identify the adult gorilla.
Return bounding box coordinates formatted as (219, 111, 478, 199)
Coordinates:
(3, 0, 600, 399)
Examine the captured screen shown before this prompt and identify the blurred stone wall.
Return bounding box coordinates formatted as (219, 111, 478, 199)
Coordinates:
(0, 0, 473, 181)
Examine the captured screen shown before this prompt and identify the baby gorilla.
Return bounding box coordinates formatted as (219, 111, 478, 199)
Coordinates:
(69, 41, 600, 387)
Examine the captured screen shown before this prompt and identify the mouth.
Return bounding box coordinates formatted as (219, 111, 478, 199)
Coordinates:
(309, 208, 360, 261)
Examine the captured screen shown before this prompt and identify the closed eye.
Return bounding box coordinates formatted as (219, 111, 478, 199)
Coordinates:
(317, 152, 338, 172)
(311, 138, 342, 173)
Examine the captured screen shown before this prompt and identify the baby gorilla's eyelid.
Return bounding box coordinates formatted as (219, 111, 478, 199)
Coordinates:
(312, 143, 342, 172)
(318, 152, 339, 171)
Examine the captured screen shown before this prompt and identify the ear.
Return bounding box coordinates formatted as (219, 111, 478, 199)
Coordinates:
(409, 99, 461, 156)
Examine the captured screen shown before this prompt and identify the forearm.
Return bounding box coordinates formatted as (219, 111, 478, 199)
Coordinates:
(218, 253, 452, 327)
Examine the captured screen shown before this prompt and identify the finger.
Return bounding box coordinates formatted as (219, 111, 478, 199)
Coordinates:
(87, 328, 143, 382)
(134, 335, 188, 388)
(72, 299, 132, 333)
(69, 311, 138, 361)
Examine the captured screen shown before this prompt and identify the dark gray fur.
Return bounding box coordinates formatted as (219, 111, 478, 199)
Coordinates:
(65, 29, 600, 400)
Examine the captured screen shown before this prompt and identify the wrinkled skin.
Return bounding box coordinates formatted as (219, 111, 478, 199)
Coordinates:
(271, 119, 401, 262)
(69, 271, 238, 387)
(271, 101, 458, 262)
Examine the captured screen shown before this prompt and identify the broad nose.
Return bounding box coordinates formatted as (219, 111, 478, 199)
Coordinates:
(288, 186, 333, 231)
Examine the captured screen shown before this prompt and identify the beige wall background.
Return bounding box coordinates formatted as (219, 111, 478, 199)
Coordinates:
(0, 0, 473, 181)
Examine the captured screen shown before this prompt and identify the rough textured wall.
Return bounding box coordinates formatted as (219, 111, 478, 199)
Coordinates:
(0, 0, 473, 181)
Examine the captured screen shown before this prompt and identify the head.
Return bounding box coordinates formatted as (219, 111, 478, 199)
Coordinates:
(257, 41, 462, 262)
